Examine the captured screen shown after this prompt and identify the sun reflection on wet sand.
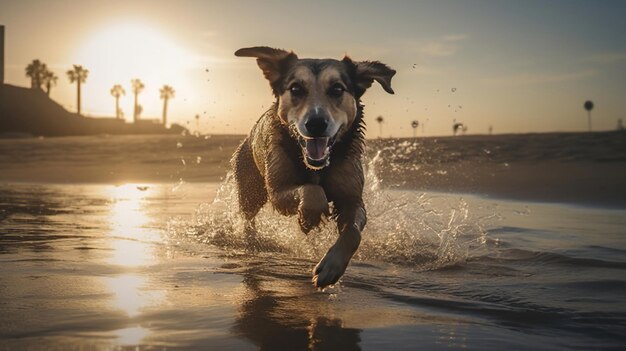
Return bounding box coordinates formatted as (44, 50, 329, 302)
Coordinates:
(103, 274, 165, 318)
(105, 183, 163, 267)
(115, 326, 150, 346)
(104, 183, 165, 346)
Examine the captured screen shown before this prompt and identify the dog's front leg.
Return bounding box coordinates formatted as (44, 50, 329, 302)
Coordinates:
(268, 184, 330, 234)
(264, 151, 329, 233)
(313, 203, 365, 288)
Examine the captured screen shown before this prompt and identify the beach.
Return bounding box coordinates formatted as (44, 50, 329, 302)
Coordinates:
(1, 133, 625, 350)
(1, 132, 625, 206)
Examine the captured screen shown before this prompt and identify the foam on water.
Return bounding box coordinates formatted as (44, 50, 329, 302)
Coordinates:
(168, 147, 493, 270)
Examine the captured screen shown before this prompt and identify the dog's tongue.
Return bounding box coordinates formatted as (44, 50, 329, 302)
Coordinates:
(305, 137, 329, 160)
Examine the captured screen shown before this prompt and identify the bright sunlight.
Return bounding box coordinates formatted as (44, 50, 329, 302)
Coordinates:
(73, 22, 199, 119)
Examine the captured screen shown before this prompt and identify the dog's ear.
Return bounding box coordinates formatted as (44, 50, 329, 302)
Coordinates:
(235, 46, 298, 92)
(343, 56, 396, 96)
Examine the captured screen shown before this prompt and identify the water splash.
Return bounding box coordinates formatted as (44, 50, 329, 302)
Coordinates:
(168, 145, 491, 270)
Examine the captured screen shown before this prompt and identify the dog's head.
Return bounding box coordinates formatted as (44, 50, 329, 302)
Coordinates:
(235, 46, 395, 169)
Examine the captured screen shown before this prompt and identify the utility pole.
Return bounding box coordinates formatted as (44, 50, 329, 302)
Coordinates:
(1, 25, 5, 85)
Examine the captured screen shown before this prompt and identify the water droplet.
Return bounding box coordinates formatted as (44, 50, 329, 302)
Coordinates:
(172, 178, 184, 192)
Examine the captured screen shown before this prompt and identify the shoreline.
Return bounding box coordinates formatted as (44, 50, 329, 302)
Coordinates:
(3, 179, 625, 210)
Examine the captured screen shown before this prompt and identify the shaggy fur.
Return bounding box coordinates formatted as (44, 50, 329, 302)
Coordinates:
(231, 46, 395, 288)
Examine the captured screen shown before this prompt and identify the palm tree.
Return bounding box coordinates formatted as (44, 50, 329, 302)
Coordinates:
(66, 65, 89, 115)
(453, 119, 467, 136)
(110, 84, 125, 120)
(42, 69, 58, 97)
(584, 100, 594, 132)
(131, 79, 145, 123)
(375, 115, 384, 138)
(411, 120, 419, 138)
(159, 85, 175, 127)
(25, 59, 47, 90)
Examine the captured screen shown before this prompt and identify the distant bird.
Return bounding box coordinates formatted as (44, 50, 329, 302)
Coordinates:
(25, 59, 47, 90)
(66, 65, 89, 115)
(411, 120, 419, 137)
(136, 186, 149, 191)
(617, 118, 624, 131)
(42, 69, 58, 97)
(584, 100, 594, 132)
(110, 84, 126, 120)
(376, 115, 384, 138)
(159, 85, 175, 127)
(131, 79, 145, 123)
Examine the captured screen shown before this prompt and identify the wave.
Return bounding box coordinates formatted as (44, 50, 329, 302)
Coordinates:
(469, 248, 626, 269)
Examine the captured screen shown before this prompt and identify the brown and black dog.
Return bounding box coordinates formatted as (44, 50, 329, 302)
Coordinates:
(231, 46, 395, 288)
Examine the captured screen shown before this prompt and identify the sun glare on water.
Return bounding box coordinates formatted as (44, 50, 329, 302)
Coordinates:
(106, 183, 158, 267)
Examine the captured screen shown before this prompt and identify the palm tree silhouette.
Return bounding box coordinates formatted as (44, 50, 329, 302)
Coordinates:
(584, 100, 594, 132)
(25, 59, 47, 90)
(159, 85, 175, 127)
(66, 65, 89, 115)
(42, 69, 58, 97)
(131, 79, 145, 123)
(411, 120, 419, 137)
(375, 115, 384, 138)
(110, 84, 126, 120)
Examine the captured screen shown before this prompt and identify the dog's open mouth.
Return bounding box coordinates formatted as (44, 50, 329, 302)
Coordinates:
(298, 136, 336, 169)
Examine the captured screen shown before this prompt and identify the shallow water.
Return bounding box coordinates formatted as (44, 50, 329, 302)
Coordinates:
(1, 180, 625, 350)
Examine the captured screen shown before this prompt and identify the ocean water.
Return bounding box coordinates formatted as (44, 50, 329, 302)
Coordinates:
(1, 172, 625, 350)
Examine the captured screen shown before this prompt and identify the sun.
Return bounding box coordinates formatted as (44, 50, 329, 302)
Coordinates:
(72, 21, 198, 119)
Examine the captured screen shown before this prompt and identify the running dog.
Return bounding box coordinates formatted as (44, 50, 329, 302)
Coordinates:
(231, 46, 395, 288)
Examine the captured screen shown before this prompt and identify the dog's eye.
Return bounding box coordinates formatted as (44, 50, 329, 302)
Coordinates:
(289, 83, 306, 97)
(328, 84, 345, 98)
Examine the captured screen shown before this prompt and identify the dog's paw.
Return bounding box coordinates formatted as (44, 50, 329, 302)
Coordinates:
(298, 185, 329, 233)
(312, 245, 351, 289)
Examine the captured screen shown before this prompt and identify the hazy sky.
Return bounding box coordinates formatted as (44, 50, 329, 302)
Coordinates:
(1, 0, 625, 137)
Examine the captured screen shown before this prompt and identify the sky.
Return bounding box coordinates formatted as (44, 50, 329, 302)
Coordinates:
(1, 0, 625, 137)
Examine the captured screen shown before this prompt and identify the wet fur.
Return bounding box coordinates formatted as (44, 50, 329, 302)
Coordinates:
(231, 46, 394, 288)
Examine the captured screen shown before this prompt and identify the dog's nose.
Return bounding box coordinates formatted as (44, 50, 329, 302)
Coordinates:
(304, 117, 328, 137)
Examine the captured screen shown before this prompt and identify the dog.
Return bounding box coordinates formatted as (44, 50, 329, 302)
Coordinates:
(231, 46, 395, 288)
